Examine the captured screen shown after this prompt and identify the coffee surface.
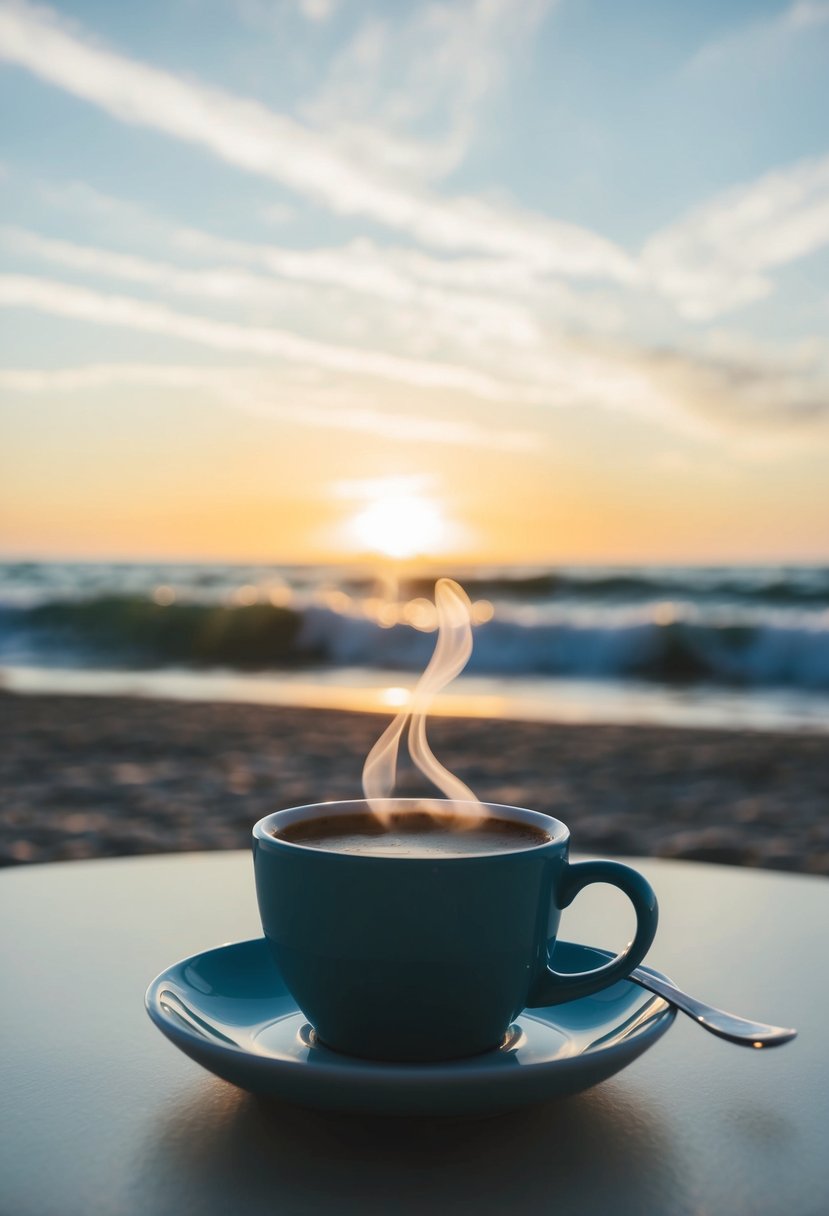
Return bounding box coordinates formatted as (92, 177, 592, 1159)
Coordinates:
(274, 810, 551, 857)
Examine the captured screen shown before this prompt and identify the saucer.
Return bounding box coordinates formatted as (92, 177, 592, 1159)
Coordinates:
(145, 939, 675, 1117)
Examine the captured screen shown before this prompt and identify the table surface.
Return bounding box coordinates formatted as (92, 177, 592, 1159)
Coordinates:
(1, 851, 827, 1216)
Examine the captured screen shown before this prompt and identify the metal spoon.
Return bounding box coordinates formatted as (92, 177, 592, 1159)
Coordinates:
(583, 945, 796, 1047)
(628, 962, 797, 1048)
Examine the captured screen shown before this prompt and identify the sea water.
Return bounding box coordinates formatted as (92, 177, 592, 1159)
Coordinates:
(1, 560, 828, 733)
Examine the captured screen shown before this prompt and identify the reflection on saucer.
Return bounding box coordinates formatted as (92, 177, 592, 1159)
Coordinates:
(146, 938, 675, 1116)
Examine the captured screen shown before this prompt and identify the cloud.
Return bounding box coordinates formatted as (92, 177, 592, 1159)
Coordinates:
(610, 327, 829, 444)
(687, 1, 829, 74)
(174, 224, 628, 336)
(3, 226, 302, 307)
(0, 362, 537, 451)
(303, 0, 554, 180)
(0, 270, 669, 431)
(0, 273, 519, 398)
(231, 0, 340, 29)
(642, 155, 829, 319)
(0, 0, 634, 281)
(260, 202, 296, 226)
(8, 224, 610, 348)
(298, 0, 338, 21)
(4, 268, 827, 449)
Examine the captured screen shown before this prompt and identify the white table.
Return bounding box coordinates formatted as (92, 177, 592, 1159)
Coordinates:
(1, 852, 826, 1216)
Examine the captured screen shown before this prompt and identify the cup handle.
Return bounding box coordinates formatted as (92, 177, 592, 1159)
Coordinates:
(526, 859, 659, 1007)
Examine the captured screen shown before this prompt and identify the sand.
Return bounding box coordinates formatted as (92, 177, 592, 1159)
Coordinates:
(1, 690, 827, 874)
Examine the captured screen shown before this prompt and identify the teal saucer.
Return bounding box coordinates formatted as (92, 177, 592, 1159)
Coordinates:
(145, 939, 675, 1116)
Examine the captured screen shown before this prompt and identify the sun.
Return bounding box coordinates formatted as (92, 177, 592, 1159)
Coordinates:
(349, 492, 446, 559)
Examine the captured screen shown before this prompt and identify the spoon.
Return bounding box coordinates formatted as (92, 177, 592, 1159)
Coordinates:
(628, 962, 797, 1048)
(583, 945, 796, 1047)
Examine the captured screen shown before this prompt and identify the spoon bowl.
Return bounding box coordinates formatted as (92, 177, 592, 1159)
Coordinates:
(585, 946, 797, 1048)
(628, 963, 797, 1047)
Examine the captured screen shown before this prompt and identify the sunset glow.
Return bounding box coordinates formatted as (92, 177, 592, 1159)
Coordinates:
(0, 0, 827, 565)
(349, 492, 447, 560)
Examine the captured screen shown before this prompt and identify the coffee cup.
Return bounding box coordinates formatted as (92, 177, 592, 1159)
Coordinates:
(253, 799, 658, 1062)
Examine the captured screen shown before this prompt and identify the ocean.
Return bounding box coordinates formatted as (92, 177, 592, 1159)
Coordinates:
(2, 560, 828, 733)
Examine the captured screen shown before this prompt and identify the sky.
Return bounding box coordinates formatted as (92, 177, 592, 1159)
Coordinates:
(1, 0, 828, 564)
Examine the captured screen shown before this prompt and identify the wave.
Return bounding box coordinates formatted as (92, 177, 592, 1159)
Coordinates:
(1, 596, 312, 668)
(2, 562, 829, 611)
(401, 567, 829, 605)
(2, 594, 829, 691)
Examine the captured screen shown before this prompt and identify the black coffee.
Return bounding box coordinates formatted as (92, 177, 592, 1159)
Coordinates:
(274, 810, 551, 858)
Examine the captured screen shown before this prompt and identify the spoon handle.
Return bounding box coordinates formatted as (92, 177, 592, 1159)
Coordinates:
(629, 965, 797, 1048)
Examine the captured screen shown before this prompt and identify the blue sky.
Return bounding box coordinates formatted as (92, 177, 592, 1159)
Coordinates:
(1, 0, 828, 561)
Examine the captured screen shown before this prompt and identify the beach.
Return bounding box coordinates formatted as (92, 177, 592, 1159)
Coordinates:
(2, 689, 827, 875)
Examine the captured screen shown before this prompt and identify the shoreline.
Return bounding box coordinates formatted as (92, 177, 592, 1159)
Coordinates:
(5, 662, 829, 735)
(2, 689, 828, 875)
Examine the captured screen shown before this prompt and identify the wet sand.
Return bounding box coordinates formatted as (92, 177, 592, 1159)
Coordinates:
(2, 690, 827, 874)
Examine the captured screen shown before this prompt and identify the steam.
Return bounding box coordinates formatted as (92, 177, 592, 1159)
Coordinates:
(362, 578, 483, 823)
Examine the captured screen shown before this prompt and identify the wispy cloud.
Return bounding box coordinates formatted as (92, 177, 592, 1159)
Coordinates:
(629, 339, 829, 441)
(0, 274, 523, 397)
(3, 227, 301, 308)
(0, 0, 633, 281)
(172, 224, 626, 332)
(303, 0, 553, 180)
(14, 153, 829, 336)
(0, 362, 537, 451)
(227, 0, 341, 30)
(297, 0, 338, 22)
(642, 155, 829, 319)
(3, 270, 827, 447)
(0, 268, 660, 430)
(7, 224, 628, 352)
(687, 1, 829, 75)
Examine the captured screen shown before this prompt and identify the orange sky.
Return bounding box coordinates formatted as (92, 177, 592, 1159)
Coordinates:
(1, 1, 828, 567)
(3, 379, 828, 564)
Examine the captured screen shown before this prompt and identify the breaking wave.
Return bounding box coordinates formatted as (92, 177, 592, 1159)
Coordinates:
(2, 593, 828, 690)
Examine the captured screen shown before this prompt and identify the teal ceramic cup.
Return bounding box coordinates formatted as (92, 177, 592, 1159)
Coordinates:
(253, 800, 658, 1062)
